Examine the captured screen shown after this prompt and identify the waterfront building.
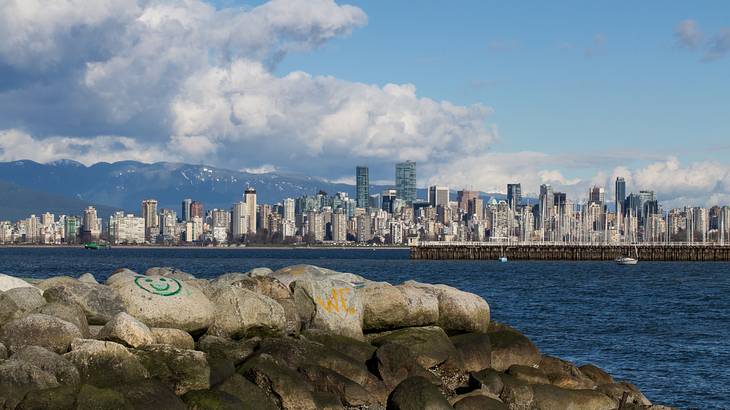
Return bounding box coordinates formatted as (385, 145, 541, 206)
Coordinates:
(356, 166, 369, 208)
(395, 161, 416, 204)
(108, 212, 145, 244)
(81, 206, 101, 242)
(231, 202, 248, 241)
(64, 216, 80, 243)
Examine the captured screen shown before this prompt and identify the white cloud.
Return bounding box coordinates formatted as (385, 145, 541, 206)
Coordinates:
(675, 19, 703, 49)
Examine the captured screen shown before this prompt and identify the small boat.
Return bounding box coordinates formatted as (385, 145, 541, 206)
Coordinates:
(83, 242, 110, 250)
(499, 256, 508, 263)
(615, 256, 638, 265)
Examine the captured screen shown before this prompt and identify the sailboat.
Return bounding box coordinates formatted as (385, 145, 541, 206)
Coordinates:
(615, 243, 639, 265)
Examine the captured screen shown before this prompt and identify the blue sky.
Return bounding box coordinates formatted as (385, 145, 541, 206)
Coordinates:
(0, 0, 729, 204)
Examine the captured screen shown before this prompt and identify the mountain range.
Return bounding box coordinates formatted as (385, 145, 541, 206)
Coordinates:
(0, 159, 506, 220)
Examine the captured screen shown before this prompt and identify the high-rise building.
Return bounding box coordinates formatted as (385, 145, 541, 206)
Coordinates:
(159, 209, 177, 242)
(283, 198, 295, 222)
(356, 166, 369, 208)
(141, 199, 159, 241)
(428, 186, 449, 208)
(231, 202, 248, 241)
(181, 198, 192, 222)
(457, 190, 478, 212)
(190, 201, 204, 219)
(332, 209, 347, 242)
(395, 161, 416, 204)
(615, 177, 626, 215)
(589, 186, 605, 204)
(81, 206, 101, 241)
(381, 189, 398, 214)
(538, 184, 554, 231)
(244, 188, 257, 234)
(507, 184, 522, 210)
(108, 212, 145, 244)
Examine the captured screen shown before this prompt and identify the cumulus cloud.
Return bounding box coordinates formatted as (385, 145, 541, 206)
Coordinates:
(674, 19, 730, 61)
(675, 19, 703, 49)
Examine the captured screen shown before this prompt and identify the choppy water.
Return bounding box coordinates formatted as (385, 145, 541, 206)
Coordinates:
(0, 247, 727, 409)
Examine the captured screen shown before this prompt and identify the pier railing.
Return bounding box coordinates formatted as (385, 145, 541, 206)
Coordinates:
(411, 241, 730, 261)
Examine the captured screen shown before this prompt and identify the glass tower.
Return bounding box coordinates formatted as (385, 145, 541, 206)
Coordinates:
(356, 166, 369, 208)
(395, 161, 416, 204)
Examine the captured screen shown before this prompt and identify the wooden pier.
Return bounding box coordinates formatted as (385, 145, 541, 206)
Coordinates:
(410, 242, 730, 261)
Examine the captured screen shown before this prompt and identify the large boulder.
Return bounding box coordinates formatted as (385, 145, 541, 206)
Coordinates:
(132, 344, 210, 395)
(298, 364, 377, 407)
(538, 356, 596, 390)
(597, 382, 651, 406)
(0, 342, 6, 359)
(3, 287, 45, 313)
(15, 384, 79, 410)
(197, 335, 259, 366)
(371, 342, 439, 389)
(0, 273, 37, 292)
(292, 278, 364, 339)
(469, 368, 505, 397)
(215, 374, 278, 410)
(370, 326, 461, 369)
(358, 281, 439, 331)
(302, 329, 376, 363)
(402, 281, 490, 333)
(453, 394, 507, 410)
(151, 328, 195, 350)
(64, 339, 149, 387)
(42, 278, 124, 325)
(531, 384, 616, 410)
(105, 268, 138, 286)
(488, 323, 541, 371)
(113, 275, 214, 333)
(271, 265, 366, 287)
(98, 312, 155, 348)
(0, 291, 21, 327)
(238, 354, 318, 410)
(507, 364, 550, 385)
(231, 276, 292, 299)
(0, 360, 60, 409)
(0, 313, 82, 354)
(78, 272, 99, 284)
(75, 384, 129, 410)
(33, 302, 91, 338)
(450, 332, 492, 372)
(144, 267, 196, 281)
(211, 272, 250, 288)
(10, 346, 81, 386)
(387, 376, 453, 410)
(207, 287, 286, 339)
(111, 380, 185, 410)
(579, 364, 614, 386)
(181, 389, 243, 410)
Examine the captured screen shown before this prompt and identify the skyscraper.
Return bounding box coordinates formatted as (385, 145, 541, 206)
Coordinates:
(589, 186, 605, 204)
(231, 202, 248, 240)
(356, 166, 369, 208)
(283, 198, 295, 222)
(141, 199, 159, 241)
(428, 186, 449, 208)
(615, 177, 626, 216)
(244, 188, 257, 234)
(457, 190, 478, 212)
(381, 189, 398, 214)
(395, 161, 416, 204)
(190, 201, 204, 219)
(181, 198, 192, 222)
(538, 184, 554, 230)
(507, 183, 522, 210)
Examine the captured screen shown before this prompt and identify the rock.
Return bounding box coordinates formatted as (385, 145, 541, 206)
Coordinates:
(150, 328, 194, 350)
(0, 291, 21, 327)
(488, 323, 541, 371)
(387, 376, 453, 410)
(531, 384, 615, 410)
(370, 326, 461, 369)
(0, 342, 7, 359)
(271, 264, 366, 287)
(183, 278, 215, 299)
(182, 389, 243, 410)
(248, 267, 274, 277)
(0, 273, 37, 292)
(299, 364, 376, 407)
(33, 302, 91, 338)
(205, 349, 236, 387)
(277, 297, 302, 336)
(597, 382, 652, 406)
(371, 343, 438, 389)
(197, 335, 259, 366)
(10, 346, 81, 386)
(302, 329, 376, 363)
(538, 356, 595, 389)
(402, 281, 490, 333)
(4, 287, 46, 313)
(112, 380, 185, 410)
(469, 368, 505, 397)
(211, 272, 249, 287)
(0, 313, 82, 354)
(453, 393, 507, 410)
(76, 384, 129, 410)
(312, 392, 344, 410)
(231, 276, 292, 299)
(15, 384, 78, 410)
(238, 354, 317, 410)
(579, 364, 614, 385)
(292, 278, 364, 339)
(88, 325, 103, 338)
(0, 360, 60, 410)
(507, 364, 550, 385)
(114, 275, 214, 333)
(358, 281, 439, 331)
(98, 312, 155, 348)
(78, 272, 99, 284)
(450, 332, 491, 372)
(131, 344, 210, 395)
(105, 268, 138, 286)
(42, 278, 124, 325)
(498, 375, 534, 409)
(207, 287, 286, 339)
(144, 267, 195, 281)
(215, 374, 277, 410)
(64, 339, 149, 387)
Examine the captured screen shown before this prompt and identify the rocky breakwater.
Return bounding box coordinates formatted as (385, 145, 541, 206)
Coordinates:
(0, 266, 675, 410)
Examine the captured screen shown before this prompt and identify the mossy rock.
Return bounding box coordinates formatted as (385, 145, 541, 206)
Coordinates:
(182, 389, 244, 410)
(76, 384, 130, 410)
(16, 385, 78, 410)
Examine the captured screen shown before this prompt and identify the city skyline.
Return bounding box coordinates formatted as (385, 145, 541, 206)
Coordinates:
(0, 1, 728, 207)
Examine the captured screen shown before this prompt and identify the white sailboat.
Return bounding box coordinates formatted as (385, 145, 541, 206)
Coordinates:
(616, 243, 639, 265)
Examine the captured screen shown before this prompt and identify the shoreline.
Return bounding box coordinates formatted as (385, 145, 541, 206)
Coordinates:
(0, 244, 409, 251)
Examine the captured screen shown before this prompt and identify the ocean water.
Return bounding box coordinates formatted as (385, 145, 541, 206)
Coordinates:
(0, 247, 727, 409)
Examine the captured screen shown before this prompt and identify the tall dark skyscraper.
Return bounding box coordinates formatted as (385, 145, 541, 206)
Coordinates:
(615, 177, 626, 216)
(356, 166, 369, 208)
(181, 198, 192, 222)
(507, 183, 522, 210)
(395, 161, 416, 204)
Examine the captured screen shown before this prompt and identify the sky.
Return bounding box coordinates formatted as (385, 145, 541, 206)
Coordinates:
(0, 0, 729, 206)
